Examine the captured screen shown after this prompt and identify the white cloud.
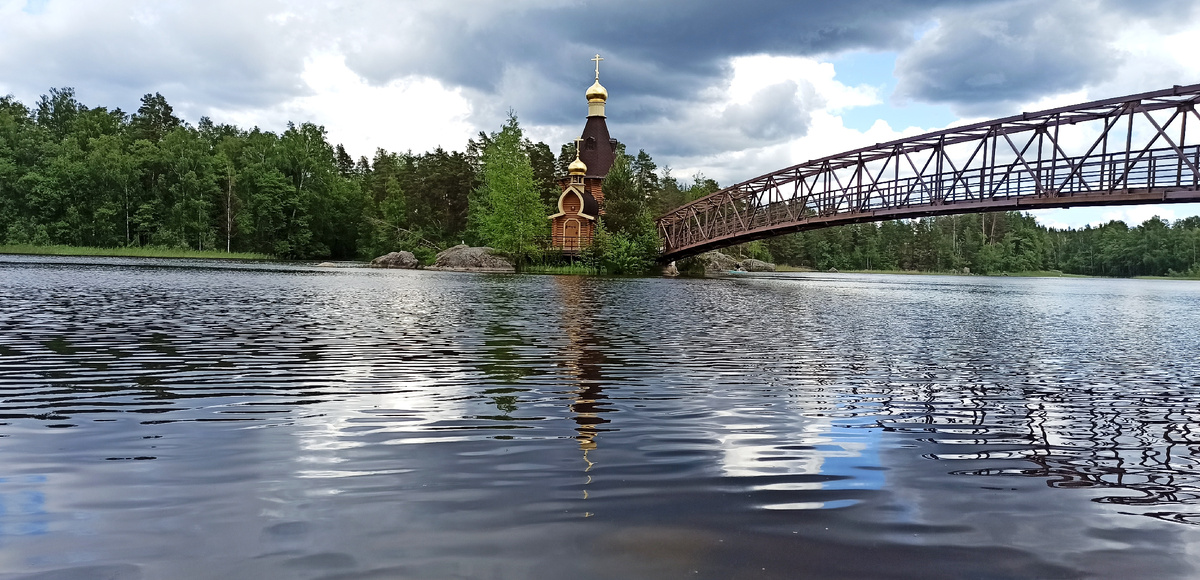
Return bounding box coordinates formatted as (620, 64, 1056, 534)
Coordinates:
(632, 54, 906, 184)
(206, 54, 474, 159)
(1101, 205, 1178, 226)
(1030, 204, 1200, 229)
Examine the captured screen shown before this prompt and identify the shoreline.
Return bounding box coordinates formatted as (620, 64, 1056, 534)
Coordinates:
(5, 246, 1199, 281)
(0, 244, 273, 261)
(762, 267, 1200, 281)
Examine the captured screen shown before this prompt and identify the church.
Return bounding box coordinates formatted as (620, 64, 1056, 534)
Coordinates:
(548, 55, 617, 252)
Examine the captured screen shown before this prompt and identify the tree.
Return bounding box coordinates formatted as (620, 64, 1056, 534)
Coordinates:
(35, 87, 82, 142)
(130, 93, 181, 143)
(468, 113, 546, 265)
(523, 139, 558, 210)
(600, 153, 642, 235)
(597, 154, 659, 274)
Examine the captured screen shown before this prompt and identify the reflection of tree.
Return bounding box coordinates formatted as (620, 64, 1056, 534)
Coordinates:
(869, 382, 1200, 524)
(475, 285, 539, 415)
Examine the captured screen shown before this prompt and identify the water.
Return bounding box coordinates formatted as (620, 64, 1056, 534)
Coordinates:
(2, 255, 1200, 579)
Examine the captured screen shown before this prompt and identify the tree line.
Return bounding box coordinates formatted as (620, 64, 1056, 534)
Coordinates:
(0, 88, 716, 269)
(3, 87, 1197, 276)
(761, 212, 1200, 277)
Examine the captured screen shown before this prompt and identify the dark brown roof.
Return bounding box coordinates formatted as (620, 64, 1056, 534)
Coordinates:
(579, 188, 599, 218)
(578, 116, 615, 179)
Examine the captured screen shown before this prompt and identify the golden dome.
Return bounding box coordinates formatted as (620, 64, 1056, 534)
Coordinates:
(586, 79, 608, 103)
(568, 152, 588, 176)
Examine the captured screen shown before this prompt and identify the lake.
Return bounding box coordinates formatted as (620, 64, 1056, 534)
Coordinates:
(2, 255, 1200, 579)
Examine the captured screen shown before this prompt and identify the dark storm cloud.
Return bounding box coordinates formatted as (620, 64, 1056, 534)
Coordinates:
(1, 0, 1195, 166)
(336, 0, 978, 128)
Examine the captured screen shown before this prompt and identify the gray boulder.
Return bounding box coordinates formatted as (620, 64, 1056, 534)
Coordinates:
(370, 251, 419, 269)
(698, 251, 739, 274)
(738, 258, 776, 272)
(428, 245, 515, 273)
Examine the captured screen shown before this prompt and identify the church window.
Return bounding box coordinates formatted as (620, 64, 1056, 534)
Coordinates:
(585, 137, 596, 151)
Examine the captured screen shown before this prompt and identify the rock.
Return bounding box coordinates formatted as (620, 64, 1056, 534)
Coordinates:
(698, 251, 739, 274)
(962, 267, 971, 275)
(662, 262, 679, 277)
(316, 262, 337, 268)
(828, 267, 839, 273)
(738, 258, 776, 272)
(369, 251, 419, 269)
(427, 245, 515, 273)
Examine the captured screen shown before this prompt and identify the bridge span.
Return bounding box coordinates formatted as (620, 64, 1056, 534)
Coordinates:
(656, 84, 1200, 262)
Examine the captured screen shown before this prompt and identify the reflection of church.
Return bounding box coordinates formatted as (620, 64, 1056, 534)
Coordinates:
(549, 55, 617, 252)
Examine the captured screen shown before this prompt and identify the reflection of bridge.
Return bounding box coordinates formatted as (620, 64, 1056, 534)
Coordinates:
(657, 84, 1200, 262)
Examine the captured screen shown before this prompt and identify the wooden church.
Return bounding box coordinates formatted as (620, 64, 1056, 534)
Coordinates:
(549, 55, 617, 252)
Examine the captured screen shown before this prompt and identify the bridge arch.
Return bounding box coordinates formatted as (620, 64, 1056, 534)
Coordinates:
(656, 84, 1200, 262)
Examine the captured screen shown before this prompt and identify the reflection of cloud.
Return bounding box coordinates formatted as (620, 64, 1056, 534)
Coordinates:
(714, 398, 881, 511)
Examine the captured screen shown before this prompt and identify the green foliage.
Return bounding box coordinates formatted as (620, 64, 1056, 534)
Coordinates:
(593, 216, 659, 275)
(591, 153, 660, 275)
(468, 113, 547, 265)
(0, 87, 497, 262)
(7, 86, 1197, 277)
(763, 211, 1200, 277)
(600, 154, 642, 235)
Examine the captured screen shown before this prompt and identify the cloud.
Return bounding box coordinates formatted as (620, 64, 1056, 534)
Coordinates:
(607, 55, 886, 181)
(893, 1, 1118, 115)
(2, 0, 1199, 193)
(0, 0, 310, 113)
(206, 54, 474, 160)
(893, 0, 1200, 117)
(1029, 204, 1200, 230)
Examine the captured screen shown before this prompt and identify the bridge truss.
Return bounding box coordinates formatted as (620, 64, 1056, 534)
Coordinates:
(656, 84, 1200, 262)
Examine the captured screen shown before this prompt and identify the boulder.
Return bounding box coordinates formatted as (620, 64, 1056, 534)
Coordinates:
(369, 251, 419, 269)
(316, 262, 337, 268)
(698, 251, 739, 274)
(738, 258, 776, 272)
(428, 245, 515, 273)
(662, 262, 679, 277)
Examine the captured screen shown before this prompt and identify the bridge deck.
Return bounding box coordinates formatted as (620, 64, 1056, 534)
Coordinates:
(657, 84, 1200, 262)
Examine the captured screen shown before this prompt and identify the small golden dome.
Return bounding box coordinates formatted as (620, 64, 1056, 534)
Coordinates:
(568, 152, 588, 176)
(586, 79, 608, 103)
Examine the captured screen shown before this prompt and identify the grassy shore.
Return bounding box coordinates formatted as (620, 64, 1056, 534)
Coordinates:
(0, 244, 273, 260)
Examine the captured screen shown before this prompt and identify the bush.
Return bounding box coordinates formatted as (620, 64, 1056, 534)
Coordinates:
(594, 217, 658, 275)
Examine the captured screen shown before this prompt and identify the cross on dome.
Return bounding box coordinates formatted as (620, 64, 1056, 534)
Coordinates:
(592, 54, 604, 80)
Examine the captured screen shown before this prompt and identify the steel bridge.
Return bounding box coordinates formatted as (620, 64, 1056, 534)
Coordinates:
(656, 84, 1200, 262)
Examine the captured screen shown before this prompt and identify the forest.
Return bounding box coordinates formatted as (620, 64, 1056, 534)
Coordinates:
(1, 88, 1199, 277)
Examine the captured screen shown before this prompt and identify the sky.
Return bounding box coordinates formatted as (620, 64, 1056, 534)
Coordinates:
(2, 0, 1199, 228)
